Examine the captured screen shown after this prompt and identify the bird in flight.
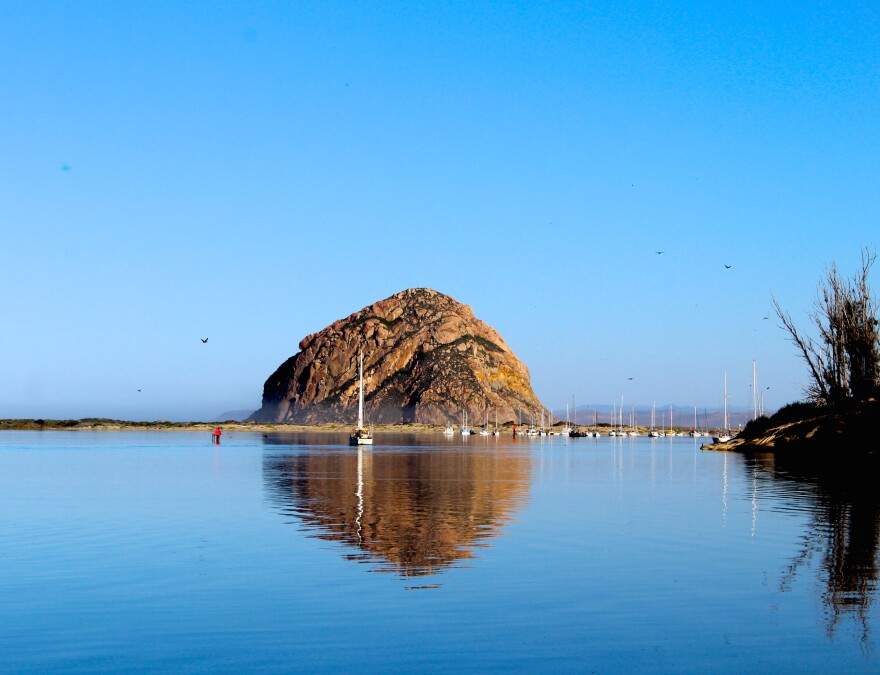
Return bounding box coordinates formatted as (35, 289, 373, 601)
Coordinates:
(763, 316, 769, 320)
(61, 163, 70, 171)
(724, 264, 732, 269)
(201, 338, 209, 343)
(655, 251, 664, 255)
(628, 377, 634, 381)
(137, 389, 141, 392)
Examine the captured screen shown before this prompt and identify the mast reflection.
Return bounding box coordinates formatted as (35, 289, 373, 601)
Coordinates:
(263, 446, 531, 578)
(751, 453, 880, 644)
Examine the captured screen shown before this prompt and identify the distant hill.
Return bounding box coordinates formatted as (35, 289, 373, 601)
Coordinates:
(214, 409, 255, 422)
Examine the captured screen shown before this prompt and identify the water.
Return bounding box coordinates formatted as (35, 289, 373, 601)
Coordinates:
(1, 431, 877, 672)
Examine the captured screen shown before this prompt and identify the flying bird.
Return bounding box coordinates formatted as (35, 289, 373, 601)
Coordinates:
(724, 264, 732, 269)
(201, 338, 209, 343)
(655, 251, 664, 255)
(628, 377, 634, 381)
(137, 389, 141, 392)
(61, 163, 70, 171)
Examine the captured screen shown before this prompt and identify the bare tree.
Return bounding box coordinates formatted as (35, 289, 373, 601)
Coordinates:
(774, 249, 880, 405)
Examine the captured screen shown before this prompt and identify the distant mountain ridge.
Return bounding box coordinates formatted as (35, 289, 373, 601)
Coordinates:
(250, 288, 545, 425)
(214, 409, 255, 422)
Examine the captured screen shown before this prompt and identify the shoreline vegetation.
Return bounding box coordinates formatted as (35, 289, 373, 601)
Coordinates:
(0, 419, 449, 433)
(1, 418, 705, 435)
(708, 249, 879, 456)
(704, 398, 878, 455)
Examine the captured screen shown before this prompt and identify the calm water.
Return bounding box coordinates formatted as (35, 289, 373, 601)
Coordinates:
(1, 431, 878, 673)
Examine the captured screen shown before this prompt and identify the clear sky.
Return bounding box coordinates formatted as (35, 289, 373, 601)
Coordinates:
(2, 1, 878, 421)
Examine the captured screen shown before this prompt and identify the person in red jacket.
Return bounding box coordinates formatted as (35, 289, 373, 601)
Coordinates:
(212, 427, 222, 444)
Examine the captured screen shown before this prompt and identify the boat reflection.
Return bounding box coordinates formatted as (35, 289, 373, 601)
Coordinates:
(749, 452, 880, 643)
(263, 445, 531, 578)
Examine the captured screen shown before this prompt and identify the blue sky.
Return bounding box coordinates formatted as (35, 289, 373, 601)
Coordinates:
(2, 1, 878, 421)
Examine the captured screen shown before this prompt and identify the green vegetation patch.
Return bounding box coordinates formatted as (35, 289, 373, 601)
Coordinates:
(346, 315, 400, 331)
(451, 334, 503, 353)
(0, 418, 210, 430)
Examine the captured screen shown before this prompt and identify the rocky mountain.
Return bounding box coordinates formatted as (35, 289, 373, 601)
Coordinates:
(250, 288, 544, 425)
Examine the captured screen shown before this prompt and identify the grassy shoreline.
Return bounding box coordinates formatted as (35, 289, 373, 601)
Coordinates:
(0, 418, 703, 435)
(0, 419, 459, 433)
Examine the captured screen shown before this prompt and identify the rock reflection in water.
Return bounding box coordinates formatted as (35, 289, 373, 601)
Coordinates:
(263, 446, 530, 577)
(751, 453, 880, 643)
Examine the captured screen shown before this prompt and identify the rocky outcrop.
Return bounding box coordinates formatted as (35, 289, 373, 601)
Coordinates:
(250, 288, 544, 424)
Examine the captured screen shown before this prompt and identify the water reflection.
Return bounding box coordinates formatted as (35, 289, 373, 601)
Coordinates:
(750, 452, 880, 643)
(263, 443, 531, 578)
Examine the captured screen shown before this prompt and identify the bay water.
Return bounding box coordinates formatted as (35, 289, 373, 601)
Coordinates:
(1, 431, 877, 672)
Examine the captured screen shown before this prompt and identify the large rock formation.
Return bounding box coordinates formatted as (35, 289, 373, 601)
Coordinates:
(250, 288, 544, 425)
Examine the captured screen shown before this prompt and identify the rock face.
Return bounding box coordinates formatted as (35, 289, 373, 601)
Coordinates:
(250, 288, 544, 425)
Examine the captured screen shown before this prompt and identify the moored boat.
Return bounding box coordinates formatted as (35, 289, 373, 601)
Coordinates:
(712, 373, 732, 443)
(349, 352, 373, 446)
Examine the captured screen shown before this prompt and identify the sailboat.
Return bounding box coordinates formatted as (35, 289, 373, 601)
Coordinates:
(648, 401, 662, 437)
(460, 410, 471, 435)
(689, 406, 704, 437)
(349, 352, 373, 446)
(712, 373, 732, 443)
(492, 409, 501, 436)
(525, 411, 540, 436)
(480, 411, 491, 436)
(560, 403, 572, 436)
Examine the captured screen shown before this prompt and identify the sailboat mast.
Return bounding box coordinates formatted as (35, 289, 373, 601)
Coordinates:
(752, 360, 758, 421)
(723, 372, 729, 432)
(358, 352, 365, 429)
